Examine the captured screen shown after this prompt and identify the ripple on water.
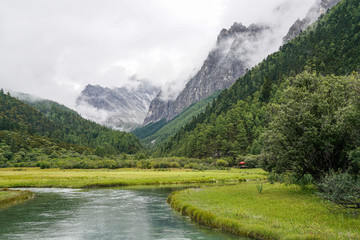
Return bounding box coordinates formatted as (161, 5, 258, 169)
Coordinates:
(1, 188, 250, 240)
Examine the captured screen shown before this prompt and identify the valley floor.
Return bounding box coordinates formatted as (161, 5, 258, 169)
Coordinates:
(2, 168, 358, 239)
(168, 183, 360, 240)
(0, 167, 266, 188)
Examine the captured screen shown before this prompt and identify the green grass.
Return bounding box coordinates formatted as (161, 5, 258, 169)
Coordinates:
(168, 183, 360, 240)
(0, 189, 34, 209)
(0, 168, 266, 188)
(0, 190, 18, 201)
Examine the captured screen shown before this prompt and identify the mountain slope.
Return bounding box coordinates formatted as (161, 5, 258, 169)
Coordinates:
(0, 90, 58, 137)
(2, 91, 142, 154)
(133, 91, 221, 148)
(76, 80, 159, 131)
(137, 0, 344, 151)
(283, 0, 341, 43)
(144, 22, 273, 125)
(145, 0, 343, 128)
(161, 0, 360, 158)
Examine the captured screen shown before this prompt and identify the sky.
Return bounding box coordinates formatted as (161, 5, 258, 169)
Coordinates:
(0, 0, 314, 109)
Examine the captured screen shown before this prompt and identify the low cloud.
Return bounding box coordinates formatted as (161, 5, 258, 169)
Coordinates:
(157, 0, 315, 100)
(0, 0, 314, 108)
(7, 90, 44, 103)
(75, 102, 114, 125)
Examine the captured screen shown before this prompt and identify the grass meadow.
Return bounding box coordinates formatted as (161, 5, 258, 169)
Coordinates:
(168, 183, 360, 240)
(3, 167, 357, 239)
(0, 167, 266, 188)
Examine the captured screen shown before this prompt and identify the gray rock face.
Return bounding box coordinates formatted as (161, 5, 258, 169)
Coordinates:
(144, 90, 174, 125)
(144, 0, 342, 126)
(76, 81, 159, 131)
(143, 22, 271, 125)
(283, 0, 341, 43)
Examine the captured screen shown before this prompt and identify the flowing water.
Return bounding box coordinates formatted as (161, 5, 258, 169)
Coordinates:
(0, 187, 250, 240)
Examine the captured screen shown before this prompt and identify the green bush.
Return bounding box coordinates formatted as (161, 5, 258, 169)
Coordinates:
(136, 160, 151, 169)
(256, 182, 263, 193)
(244, 154, 262, 168)
(348, 148, 360, 174)
(267, 172, 283, 184)
(216, 159, 228, 168)
(170, 162, 181, 168)
(39, 161, 51, 169)
(3, 151, 13, 160)
(316, 171, 360, 215)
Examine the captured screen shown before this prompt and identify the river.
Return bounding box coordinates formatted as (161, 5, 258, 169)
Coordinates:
(0, 187, 250, 240)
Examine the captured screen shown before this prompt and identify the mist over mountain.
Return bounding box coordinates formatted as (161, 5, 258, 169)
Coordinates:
(76, 79, 159, 131)
(143, 0, 342, 127)
(144, 22, 273, 125)
(161, 0, 360, 159)
(283, 0, 341, 43)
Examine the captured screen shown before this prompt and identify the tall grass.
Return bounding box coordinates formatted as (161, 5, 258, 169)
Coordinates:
(0, 189, 34, 209)
(0, 168, 266, 188)
(168, 183, 360, 239)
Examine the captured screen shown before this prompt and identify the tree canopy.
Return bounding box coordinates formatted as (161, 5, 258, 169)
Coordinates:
(262, 71, 360, 180)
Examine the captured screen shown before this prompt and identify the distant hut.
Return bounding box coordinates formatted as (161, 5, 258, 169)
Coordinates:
(239, 161, 246, 168)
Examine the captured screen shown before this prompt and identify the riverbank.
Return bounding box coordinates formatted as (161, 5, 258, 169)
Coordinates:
(0, 168, 266, 188)
(0, 188, 34, 209)
(168, 183, 360, 240)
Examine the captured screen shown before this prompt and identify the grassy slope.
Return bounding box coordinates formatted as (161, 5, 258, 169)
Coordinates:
(135, 91, 221, 147)
(0, 168, 266, 188)
(168, 183, 360, 239)
(0, 189, 33, 209)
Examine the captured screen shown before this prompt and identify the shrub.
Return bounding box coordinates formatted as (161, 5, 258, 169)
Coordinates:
(3, 151, 13, 160)
(348, 148, 360, 174)
(39, 161, 51, 169)
(136, 160, 151, 169)
(170, 162, 181, 168)
(256, 182, 263, 193)
(267, 172, 283, 184)
(316, 171, 360, 215)
(244, 154, 262, 168)
(216, 159, 228, 168)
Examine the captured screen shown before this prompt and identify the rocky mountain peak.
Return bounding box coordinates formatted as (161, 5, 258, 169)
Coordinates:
(320, 0, 341, 13)
(81, 84, 107, 101)
(217, 22, 267, 44)
(76, 79, 159, 131)
(143, 22, 272, 125)
(143, 0, 342, 126)
(82, 84, 103, 93)
(218, 22, 247, 42)
(283, 0, 341, 43)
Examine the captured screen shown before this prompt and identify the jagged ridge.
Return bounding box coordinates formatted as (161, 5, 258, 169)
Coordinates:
(143, 22, 271, 125)
(283, 0, 341, 43)
(76, 81, 159, 131)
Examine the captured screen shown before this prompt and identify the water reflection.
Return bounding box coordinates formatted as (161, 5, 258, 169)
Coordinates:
(0, 188, 250, 240)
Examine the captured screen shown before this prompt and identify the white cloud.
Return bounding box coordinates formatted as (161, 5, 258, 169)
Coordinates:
(0, 0, 314, 108)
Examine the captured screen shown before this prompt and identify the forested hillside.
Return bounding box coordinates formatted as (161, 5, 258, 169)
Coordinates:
(0, 91, 142, 167)
(23, 98, 141, 153)
(161, 0, 360, 159)
(133, 91, 220, 148)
